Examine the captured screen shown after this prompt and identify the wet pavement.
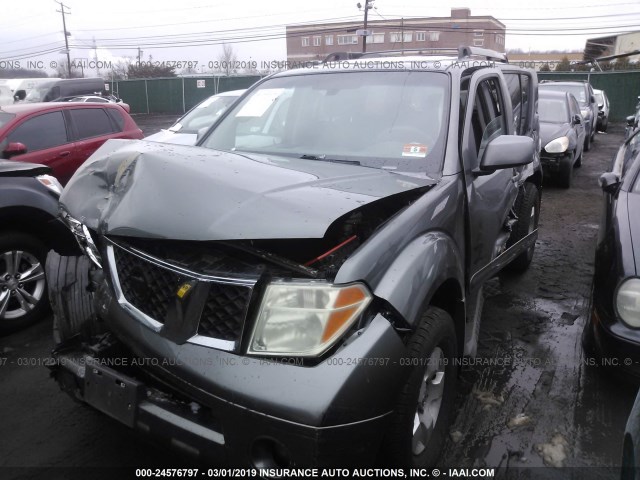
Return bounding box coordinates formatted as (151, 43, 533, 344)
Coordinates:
(0, 116, 637, 478)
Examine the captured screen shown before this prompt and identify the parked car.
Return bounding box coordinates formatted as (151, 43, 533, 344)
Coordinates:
(68, 96, 131, 113)
(594, 88, 610, 132)
(23, 78, 106, 103)
(626, 96, 640, 141)
(0, 102, 143, 185)
(47, 47, 541, 468)
(4, 77, 61, 103)
(538, 90, 586, 188)
(145, 89, 244, 145)
(0, 160, 76, 333)
(623, 388, 640, 479)
(583, 126, 640, 380)
(540, 80, 598, 151)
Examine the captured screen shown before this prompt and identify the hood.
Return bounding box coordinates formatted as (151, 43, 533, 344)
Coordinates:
(0, 160, 50, 177)
(540, 122, 571, 148)
(144, 130, 197, 146)
(61, 140, 434, 241)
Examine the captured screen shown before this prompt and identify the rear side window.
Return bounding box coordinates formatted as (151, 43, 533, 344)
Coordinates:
(7, 111, 68, 151)
(105, 108, 125, 131)
(70, 108, 115, 139)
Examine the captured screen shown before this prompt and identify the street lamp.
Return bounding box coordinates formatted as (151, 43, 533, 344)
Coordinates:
(357, 1, 374, 53)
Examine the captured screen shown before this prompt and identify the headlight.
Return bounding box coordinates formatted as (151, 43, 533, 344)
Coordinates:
(616, 278, 640, 328)
(36, 174, 63, 196)
(247, 282, 372, 357)
(544, 136, 569, 153)
(60, 210, 103, 269)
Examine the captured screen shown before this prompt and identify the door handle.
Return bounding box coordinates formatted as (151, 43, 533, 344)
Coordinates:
(58, 151, 71, 157)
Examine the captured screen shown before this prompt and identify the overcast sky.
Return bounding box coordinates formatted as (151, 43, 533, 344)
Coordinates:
(1, 0, 638, 75)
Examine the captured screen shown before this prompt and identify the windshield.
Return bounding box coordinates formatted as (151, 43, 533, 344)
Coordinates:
(201, 71, 450, 176)
(25, 82, 54, 102)
(171, 94, 240, 133)
(540, 84, 587, 106)
(0, 112, 15, 128)
(538, 98, 569, 123)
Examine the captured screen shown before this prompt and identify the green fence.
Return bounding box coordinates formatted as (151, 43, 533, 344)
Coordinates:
(538, 71, 640, 122)
(107, 75, 263, 115)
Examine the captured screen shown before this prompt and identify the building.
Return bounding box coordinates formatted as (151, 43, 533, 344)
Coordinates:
(286, 8, 506, 63)
(584, 32, 640, 63)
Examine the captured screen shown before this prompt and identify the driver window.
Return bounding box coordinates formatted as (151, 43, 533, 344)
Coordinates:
(469, 78, 506, 167)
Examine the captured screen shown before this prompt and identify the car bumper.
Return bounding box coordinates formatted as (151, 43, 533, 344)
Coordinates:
(589, 306, 640, 380)
(540, 152, 571, 173)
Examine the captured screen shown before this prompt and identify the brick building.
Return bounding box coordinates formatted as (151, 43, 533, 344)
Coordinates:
(286, 8, 506, 63)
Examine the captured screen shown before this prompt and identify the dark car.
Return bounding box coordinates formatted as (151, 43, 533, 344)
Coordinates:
(0, 160, 77, 333)
(47, 47, 542, 468)
(623, 388, 640, 479)
(583, 126, 640, 379)
(538, 90, 586, 188)
(540, 80, 598, 151)
(22, 78, 106, 103)
(0, 102, 143, 185)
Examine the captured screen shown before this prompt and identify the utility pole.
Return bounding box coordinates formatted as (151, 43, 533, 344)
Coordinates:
(93, 36, 99, 76)
(358, 1, 374, 53)
(55, 1, 72, 77)
(137, 47, 143, 63)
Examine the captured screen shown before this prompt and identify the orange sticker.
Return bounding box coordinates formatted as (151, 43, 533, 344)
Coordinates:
(402, 143, 428, 158)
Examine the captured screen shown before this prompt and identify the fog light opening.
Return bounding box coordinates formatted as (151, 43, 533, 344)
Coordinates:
(250, 437, 292, 470)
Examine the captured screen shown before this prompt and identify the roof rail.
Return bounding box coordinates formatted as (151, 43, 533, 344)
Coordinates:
(322, 46, 508, 64)
(457, 46, 508, 63)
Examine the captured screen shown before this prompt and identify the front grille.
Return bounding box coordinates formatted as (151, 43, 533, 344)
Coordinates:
(111, 242, 255, 347)
(114, 247, 183, 324)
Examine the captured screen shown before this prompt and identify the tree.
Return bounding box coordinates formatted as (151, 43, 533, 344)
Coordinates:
(539, 63, 551, 72)
(554, 56, 571, 72)
(217, 43, 238, 76)
(0, 68, 48, 79)
(127, 55, 176, 79)
(55, 59, 83, 78)
(108, 59, 131, 80)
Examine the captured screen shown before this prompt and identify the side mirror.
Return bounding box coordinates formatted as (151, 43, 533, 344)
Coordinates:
(477, 135, 534, 174)
(590, 95, 596, 103)
(13, 90, 26, 101)
(599, 172, 621, 195)
(196, 127, 209, 143)
(2, 142, 27, 159)
(573, 114, 582, 125)
(627, 115, 636, 127)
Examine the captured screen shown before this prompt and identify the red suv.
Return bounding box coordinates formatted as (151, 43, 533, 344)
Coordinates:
(0, 102, 143, 185)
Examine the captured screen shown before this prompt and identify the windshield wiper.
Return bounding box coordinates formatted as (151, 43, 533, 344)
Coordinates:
(299, 154, 360, 165)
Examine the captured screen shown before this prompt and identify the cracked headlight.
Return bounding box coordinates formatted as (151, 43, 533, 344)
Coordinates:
(616, 278, 640, 328)
(60, 210, 102, 268)
(544, 136, 569, 154)
(36, 174, 63, 196)
(247, 282, 372, 357)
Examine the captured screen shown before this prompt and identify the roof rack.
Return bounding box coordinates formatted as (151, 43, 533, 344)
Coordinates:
(322, 46, 507, 64)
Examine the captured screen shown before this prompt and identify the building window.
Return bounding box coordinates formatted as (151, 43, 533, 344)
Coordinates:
(473, 38, 484, 47)
(313, 36, 321, 46)
(325, 35, 334, 46)
(301, 37, 310, 47)
(429, 31, 440, 41)
(416, 31, 426, 41)
(495, 34, 504, 45)
(474, 30, 484, 37)
(371, 32, 385, 44)
(390, 32, 413, 43)
(337, 34, 358, 45)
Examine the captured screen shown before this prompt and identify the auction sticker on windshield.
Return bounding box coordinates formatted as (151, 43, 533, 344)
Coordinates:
(237, 88, 285, 117)
(402, 143, 428, 158)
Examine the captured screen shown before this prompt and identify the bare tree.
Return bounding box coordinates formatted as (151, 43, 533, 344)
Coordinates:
(217, 43, 238, 76)
(108, 59, 131, 80)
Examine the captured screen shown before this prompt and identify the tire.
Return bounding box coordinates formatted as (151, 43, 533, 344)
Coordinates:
(559, 154, 573, 189)
(383, 306, 458, 468)
(584, 129, 591, 152)
(602, 119, 608, 133)
(575, 152, 582, 168)
(505, 183, 540, 273)
(45, 251, 97, 344)
(0, 232, 50, 333)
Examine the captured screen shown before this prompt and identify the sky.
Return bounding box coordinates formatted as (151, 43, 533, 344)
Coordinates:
(1, 0, 639, 76)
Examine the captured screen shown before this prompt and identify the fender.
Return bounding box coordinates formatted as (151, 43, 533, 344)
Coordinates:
(0, 178, 59, 217)
(372, 231, 465, 329)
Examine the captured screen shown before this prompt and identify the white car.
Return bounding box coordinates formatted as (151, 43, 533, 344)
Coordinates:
(145, 89, 245, 145)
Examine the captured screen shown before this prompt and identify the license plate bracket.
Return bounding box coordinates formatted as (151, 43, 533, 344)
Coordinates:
(84, 363, 143, 428)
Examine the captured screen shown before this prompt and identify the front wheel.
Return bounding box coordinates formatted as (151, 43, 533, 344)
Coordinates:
(584, 129, 592, 152)
(0, 233, 49, 333)
(383, 306, 458, 468)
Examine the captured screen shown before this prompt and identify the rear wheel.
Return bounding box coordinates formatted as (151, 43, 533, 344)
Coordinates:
(0, 233, 49, 333)
(383, 306, 458, 468)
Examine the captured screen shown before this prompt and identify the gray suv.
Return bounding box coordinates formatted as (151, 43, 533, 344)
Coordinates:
(540, 80, 598, 151)
(47, 47, 542, 468)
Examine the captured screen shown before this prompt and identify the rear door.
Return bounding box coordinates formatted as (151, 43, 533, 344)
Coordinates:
(460, 70, 520, 290)
(1, 110, 76, 181)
